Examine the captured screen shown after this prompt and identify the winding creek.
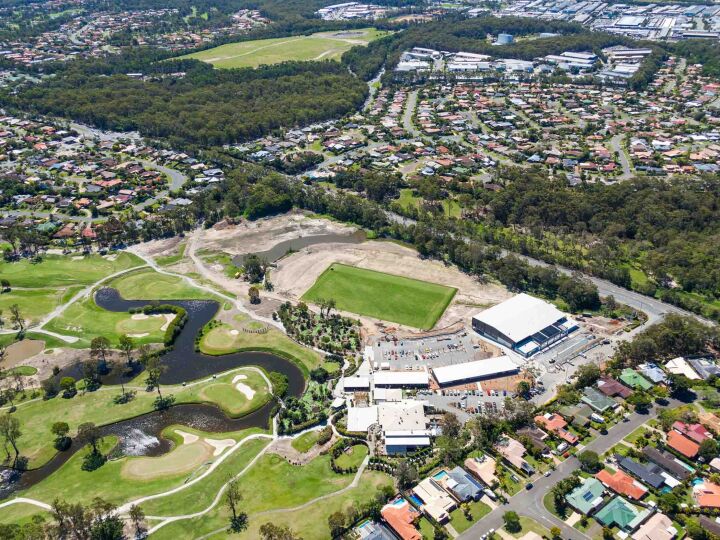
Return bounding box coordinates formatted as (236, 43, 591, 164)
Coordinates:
(1, 288, 306, 496)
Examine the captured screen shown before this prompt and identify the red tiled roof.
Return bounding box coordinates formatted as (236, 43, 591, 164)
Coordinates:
(667, 430, 699, 458)
(672, 421, 712, 444)
(381, 500, 421, 540)
(596, 469, 647, 500)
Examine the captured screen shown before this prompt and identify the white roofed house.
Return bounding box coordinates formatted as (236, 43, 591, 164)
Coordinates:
(413, 477, 456, 523)
(472, 293, 578, 357)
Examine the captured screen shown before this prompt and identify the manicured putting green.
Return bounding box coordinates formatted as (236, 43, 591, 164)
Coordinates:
(181, 28, 388, 69)
(302, 264, 456, 329)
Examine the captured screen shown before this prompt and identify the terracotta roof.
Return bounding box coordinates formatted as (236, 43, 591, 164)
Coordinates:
(666, 430, 699, 458)
(694, 482, 720, 508)
(381, 500, 421, 540)
(596, 469, 647, 500)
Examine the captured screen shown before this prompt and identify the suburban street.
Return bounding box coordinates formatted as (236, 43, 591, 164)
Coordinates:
(458, 399, 677, 540)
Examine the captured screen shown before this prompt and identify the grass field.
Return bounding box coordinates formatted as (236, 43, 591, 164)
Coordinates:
(107, 268, 217, 300)
(334, 444, 368, 469)
(1, 428, 268, 514)
(0, 253, 143, 288)
(291, 430, 319, 453)
(148, 453, 393, 540)
(181, 28, 388, 69)
(301, 263, 457, 329)
(200, 314, 323, 374)
(6, 367, 270, 468)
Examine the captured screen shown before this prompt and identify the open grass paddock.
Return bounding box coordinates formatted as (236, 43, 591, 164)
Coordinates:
(181, 28, 388, 69)
(302, 263, 457, 329)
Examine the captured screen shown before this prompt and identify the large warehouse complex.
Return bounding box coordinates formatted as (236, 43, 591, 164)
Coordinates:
(471, 293, 579, 357)
(431, 356, 519, 387)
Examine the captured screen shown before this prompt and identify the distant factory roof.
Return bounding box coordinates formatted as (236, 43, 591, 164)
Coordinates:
(431, 356, 518, 385)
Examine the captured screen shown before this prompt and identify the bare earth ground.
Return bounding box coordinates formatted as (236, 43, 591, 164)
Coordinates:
(134, 213, 511, 332)
(272, 240, 511, 329)
(268, 432, 339, 466)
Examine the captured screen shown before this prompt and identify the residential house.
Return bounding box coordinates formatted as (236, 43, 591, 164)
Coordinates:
(355, 520, 397, 540)
(596, 469, 648, 500)
(436, 467, 484, 502)
(582, 387, 617, 413)
(381, 498, 422, 540)
(534, 413, 579, 444)
(666, 430, 699, 459)
(693, 481, 720, 509)
(642, 446, 693, 481)
(559, 404, 593, 427)
(464, 455, 498, 486)
(517, 426, 550, 452)
(672, 421, 712, 444)
(616, 455, 666, 489)
(631, 513, 677, 540)
(637, 363, 667, 384)
(413, 477, 456, 523)
(597, 376, 633, 399)
(687, 357, 720, 380)
(699, 516, 720, 538)
(699, 411, 720, 436)
(594, 496, 650, 532)
(619, 368, 653, 391)
(495, 437, 534, 474)
(565, 477, 605, 515)
(664, 357, 700, 380)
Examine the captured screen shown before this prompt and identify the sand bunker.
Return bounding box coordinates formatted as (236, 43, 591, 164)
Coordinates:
(131, 313, 149, 320)
(159, 313, 174, 332)
(175, 430, 199, 444)
(230, 329, 239, 336)
(4, 339, 45, 366)
(127, 333, 149, 338)
(232, 374, 255, 400)
(204, 438, 235, 456)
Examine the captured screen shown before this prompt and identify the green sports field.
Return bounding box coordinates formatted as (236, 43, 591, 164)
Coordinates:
(181, 28, 389, 69)
(301, 264, 456, 330)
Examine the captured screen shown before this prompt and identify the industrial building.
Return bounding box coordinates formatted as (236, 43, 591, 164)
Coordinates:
(471, 293, 578, 356)
(431, 356, 519, 387)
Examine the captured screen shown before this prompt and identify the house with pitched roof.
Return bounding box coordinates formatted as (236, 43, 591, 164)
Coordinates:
(597, 376, 632, 399)
(672, 421, 712, 444)
(667, 430, 699, 459)
(596, 469, 648, 500)
(642, 446, 693, 481)
(693, 481, 720, 508)
(565, 477, 605, 515)
(619, 368, 653, 391)
(534, 413, 579, 445)
(582, 387, 617, 413)
(381, 498, 422, 540)
(616, 455, 666, 489)
(595, 496, 651, 532)
(631, 513, 677, 540)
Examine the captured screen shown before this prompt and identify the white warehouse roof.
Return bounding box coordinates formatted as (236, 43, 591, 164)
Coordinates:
(472, 293, 567, 343)
(432, 356, 519, 385)
(374, 370, 429, 387)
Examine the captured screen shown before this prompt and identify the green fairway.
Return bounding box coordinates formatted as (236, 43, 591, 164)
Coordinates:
(0, 287, 81, 326)
(107, 268, 217, 300)
(0, 253, 143, 288)
(301, 264, 457, 329)
(4, 428, 268, 512)
(181, 28, 389, 69)
(6, 367, 271, 468)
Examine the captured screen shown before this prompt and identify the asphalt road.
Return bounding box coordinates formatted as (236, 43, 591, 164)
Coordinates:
(403, 90, 420, 137)
(458, 400, 677, 540)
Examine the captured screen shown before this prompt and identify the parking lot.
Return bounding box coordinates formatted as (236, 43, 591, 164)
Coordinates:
(371, 330, 497, 370)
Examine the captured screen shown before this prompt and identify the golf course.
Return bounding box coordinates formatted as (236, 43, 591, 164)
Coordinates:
(181, 28, 389, 69)
(302, 263, 457, 329)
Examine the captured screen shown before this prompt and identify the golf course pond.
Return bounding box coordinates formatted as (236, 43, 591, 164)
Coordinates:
(1, 288, 306, 495)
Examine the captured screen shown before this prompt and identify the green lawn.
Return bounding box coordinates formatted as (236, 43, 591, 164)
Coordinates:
(151, 470, 393, 540)
(181, 28, 388, 69)
(4, 429, 268, 512)
(0, 287, 80, 326)
(449, 499, 492, 533)
(199, 314, 323, 374)
(291, 430, 319, 453)
(334, 444, 368, 469)
(6, 367, 271, 468)
(301, 263, 457, 329)
(107, 268, 217, 300)
(0, 253, 143, 288)
(397, 189, 462, 218)
(506, 516, 552, 538)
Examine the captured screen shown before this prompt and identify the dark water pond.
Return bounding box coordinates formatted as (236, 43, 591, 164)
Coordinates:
(0, 288, 305, 496)
(232, 230, 366, 267)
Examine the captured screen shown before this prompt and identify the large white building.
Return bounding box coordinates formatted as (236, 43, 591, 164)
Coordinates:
(347, 400, 432, 454)
(432, 356, 519, 387)
(471, 293, 578, 357)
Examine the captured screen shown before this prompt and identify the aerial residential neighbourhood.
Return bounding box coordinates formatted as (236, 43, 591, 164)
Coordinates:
(0, 1, 719, 540)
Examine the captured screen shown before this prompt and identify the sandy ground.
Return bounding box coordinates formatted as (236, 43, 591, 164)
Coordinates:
(175, 430, 199, 444)
(232, 374, 255, 399)
(204, 437, 235, 456)
(272, 240, 511, 329)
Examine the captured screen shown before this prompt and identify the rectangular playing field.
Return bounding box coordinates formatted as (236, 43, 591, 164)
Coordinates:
(181, 28, 388, 69)
(302, 263, 457, 330)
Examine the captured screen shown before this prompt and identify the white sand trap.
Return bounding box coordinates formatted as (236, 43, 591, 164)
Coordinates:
(230, 329, 239, 336)
(204, 438, 235, 456)
(128, 333, 149, 338)
(131, 313, 149, 320)
(72, 256, 84, 260)
(159, 314, 174, 332)
(232, 374, 255, 400)
(175, 430, 199, 444)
